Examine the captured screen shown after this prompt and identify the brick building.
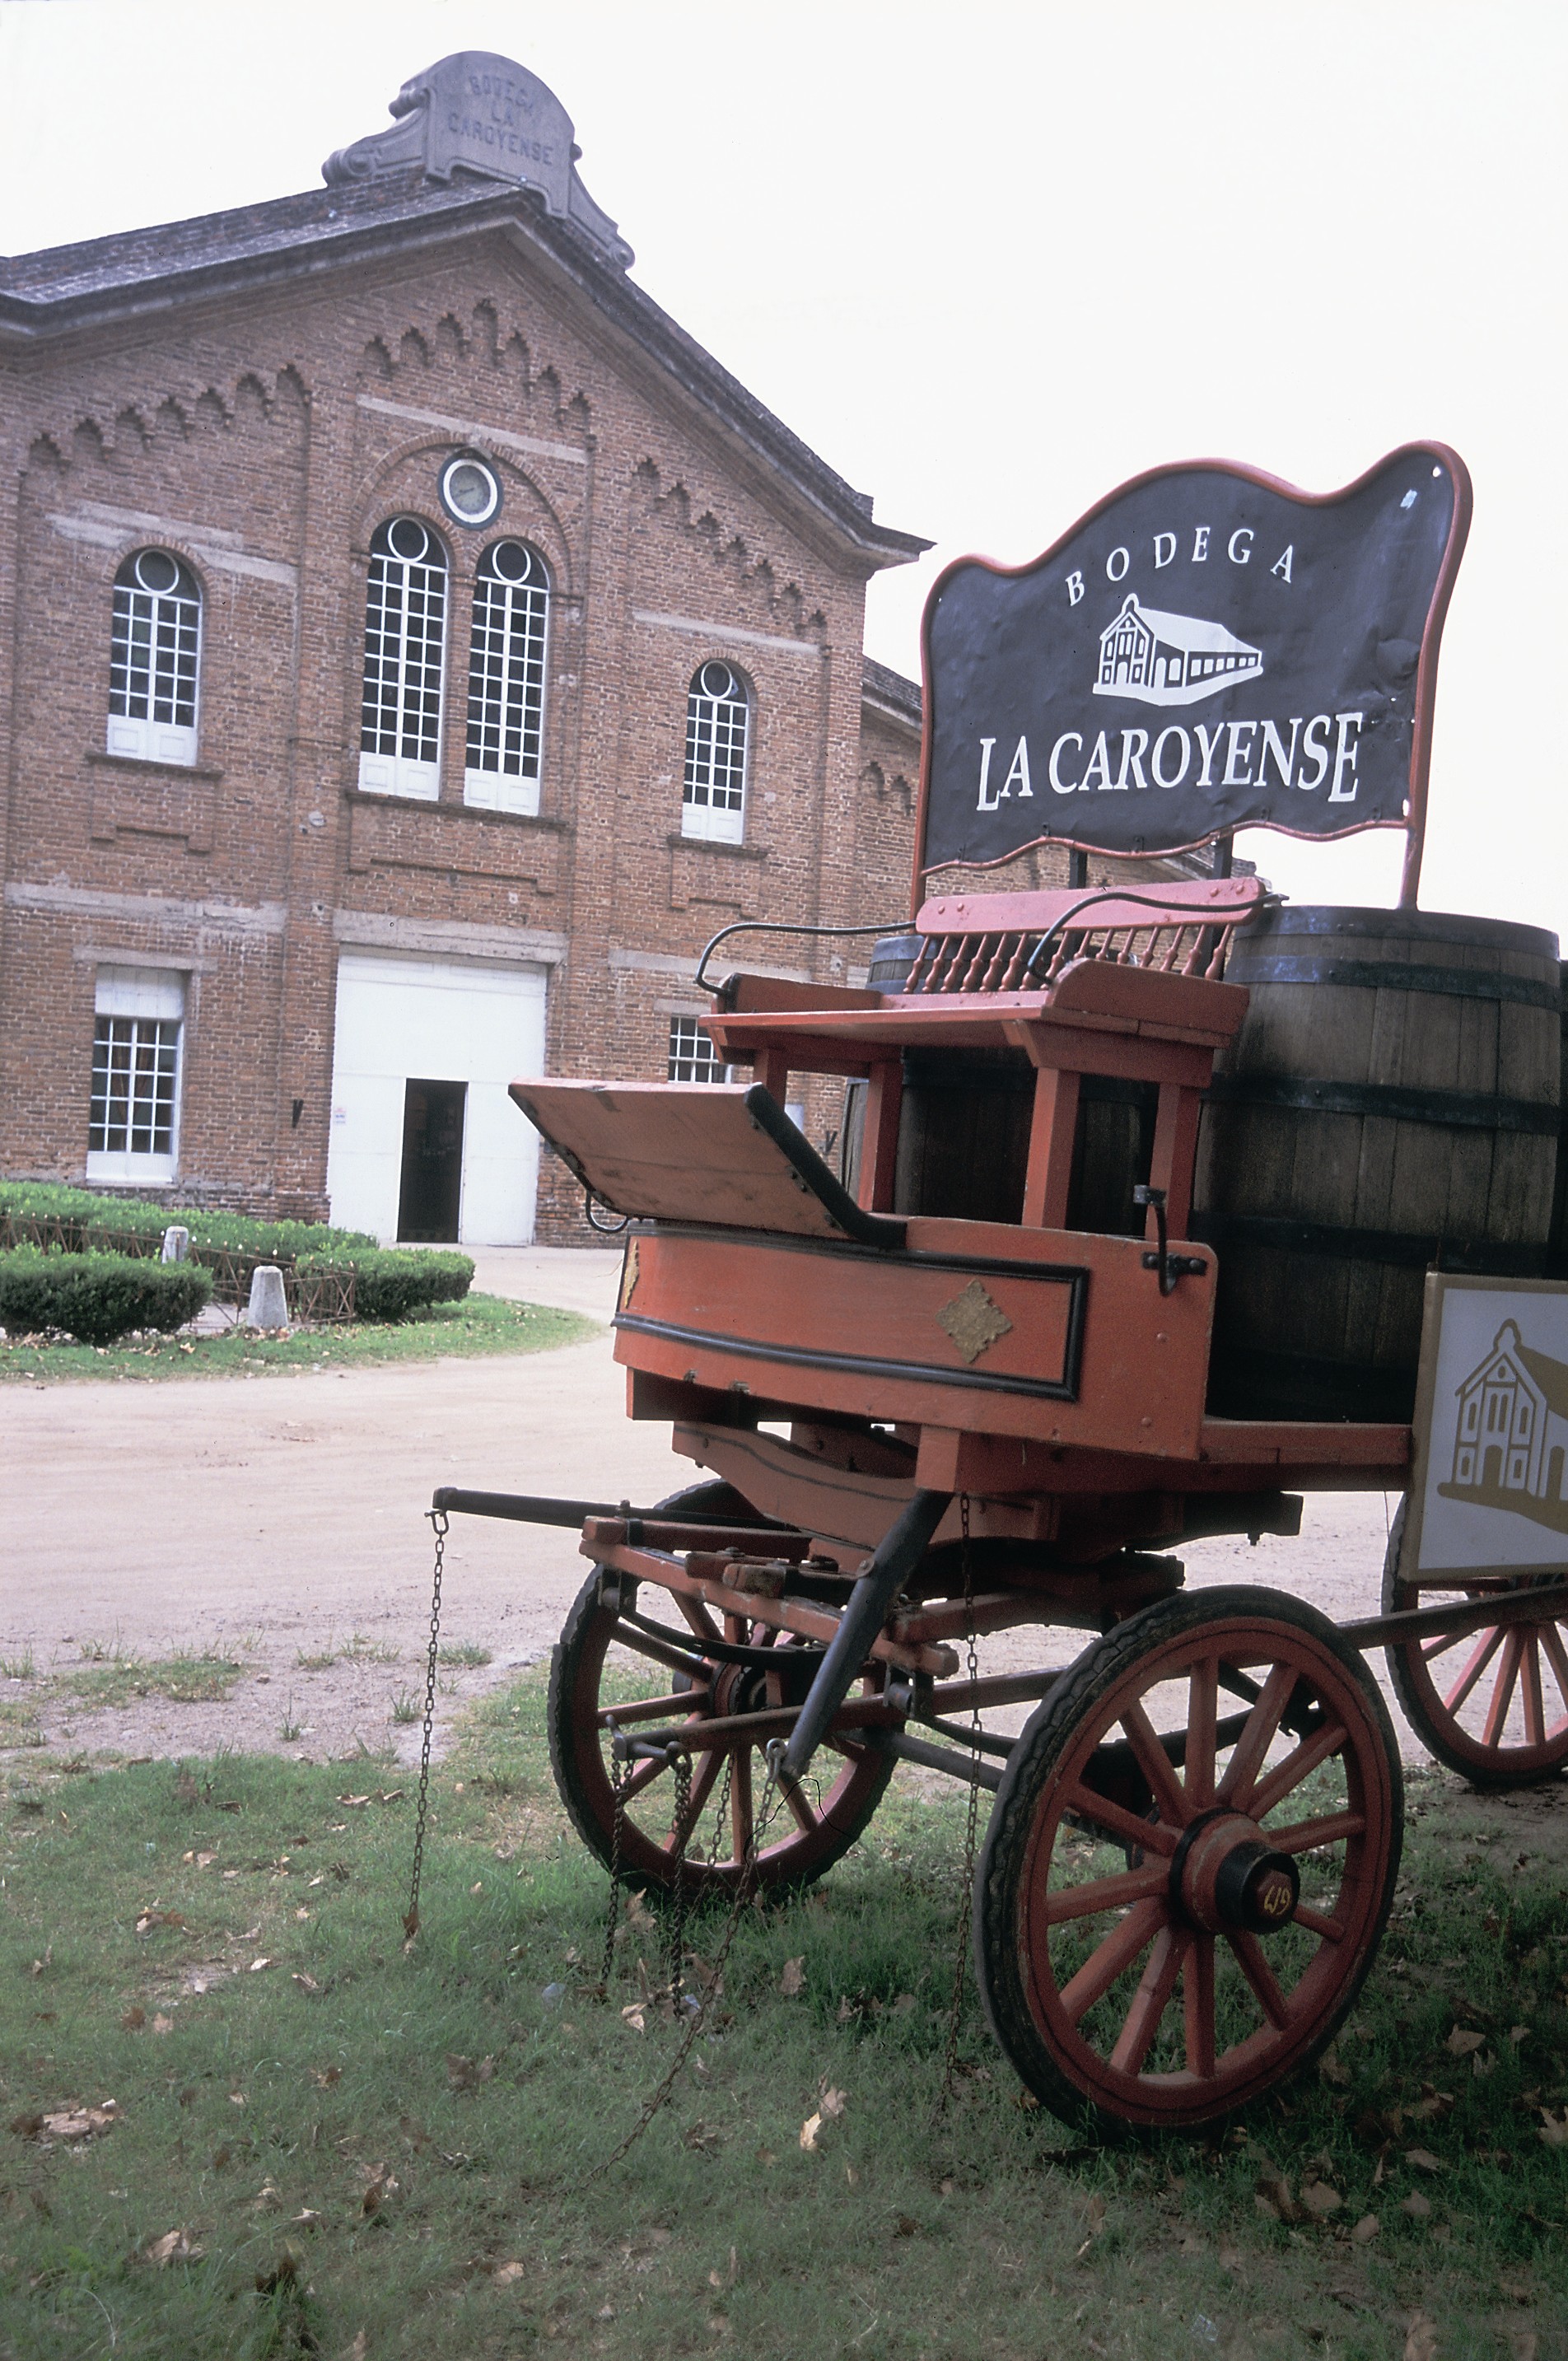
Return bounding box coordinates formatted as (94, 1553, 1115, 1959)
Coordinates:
(0, 52, 933, 1244)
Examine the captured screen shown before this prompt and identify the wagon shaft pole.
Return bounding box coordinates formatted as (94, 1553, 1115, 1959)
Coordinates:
(782, 1488, 951, 1782)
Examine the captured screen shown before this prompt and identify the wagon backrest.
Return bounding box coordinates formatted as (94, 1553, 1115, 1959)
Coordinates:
(902, 876, 1269, 996)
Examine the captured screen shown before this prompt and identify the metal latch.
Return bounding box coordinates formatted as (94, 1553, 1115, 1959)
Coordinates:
(1134, 1185, 1209, 1296)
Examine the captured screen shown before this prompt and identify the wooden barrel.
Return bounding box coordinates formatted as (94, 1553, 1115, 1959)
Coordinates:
(1546, 959, 1568, 1276)
(1193, 905, 1561, 1422)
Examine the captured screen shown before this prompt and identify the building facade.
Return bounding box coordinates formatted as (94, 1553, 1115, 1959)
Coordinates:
(0, 53, 929, 1243)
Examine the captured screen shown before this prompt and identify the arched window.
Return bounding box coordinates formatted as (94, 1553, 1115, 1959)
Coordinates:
(107, 548, 201, 767)
(682, 659, 750, 843)
(358, 516, 447, 800)
(464, 539, 549, 814)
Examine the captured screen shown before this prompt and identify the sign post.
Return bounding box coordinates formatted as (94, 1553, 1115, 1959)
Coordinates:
(915, 443, 1471, 913)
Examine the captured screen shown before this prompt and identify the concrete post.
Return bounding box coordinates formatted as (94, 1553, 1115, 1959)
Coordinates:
(161, 1225, 190, 1263)
(246, 1264, 290, 1329)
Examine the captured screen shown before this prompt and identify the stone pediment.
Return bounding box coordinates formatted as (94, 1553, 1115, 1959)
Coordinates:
(324, 53, 632, 269)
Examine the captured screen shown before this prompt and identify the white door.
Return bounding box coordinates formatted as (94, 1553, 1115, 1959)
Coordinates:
(325, 953, 546, 1244)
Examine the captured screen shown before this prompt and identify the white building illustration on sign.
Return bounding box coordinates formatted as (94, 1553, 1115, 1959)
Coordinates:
(1093, 594, 1263, 708)
(1438, 1318, 1568, 1533)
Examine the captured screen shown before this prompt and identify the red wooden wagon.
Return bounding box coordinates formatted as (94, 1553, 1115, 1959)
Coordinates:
(432, 873, 1568, 2135)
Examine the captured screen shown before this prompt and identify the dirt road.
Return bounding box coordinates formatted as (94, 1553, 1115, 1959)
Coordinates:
(0, 1248, 1408, 1761)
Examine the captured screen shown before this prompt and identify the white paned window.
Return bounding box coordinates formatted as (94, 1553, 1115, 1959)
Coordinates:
(86, 967, 185, 1184)
(107, 548, 201, 767)
(681, 660, 749, 843)
(667, 1017, 733, 1084)
(464, 539, 548, 814)
(358, 516, 447, 800)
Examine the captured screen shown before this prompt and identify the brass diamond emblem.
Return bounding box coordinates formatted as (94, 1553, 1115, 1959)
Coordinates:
(936, 1279, 1012, 1365)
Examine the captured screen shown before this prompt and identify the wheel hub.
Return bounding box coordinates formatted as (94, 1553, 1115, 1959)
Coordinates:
(1169, 1808, 1300, 1936)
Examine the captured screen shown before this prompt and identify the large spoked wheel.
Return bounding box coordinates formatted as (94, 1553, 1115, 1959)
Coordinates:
(1382, 1500, 1568, 1786)
(547, 1562, 894, 1899)
(976, 1586, 1402, 2135)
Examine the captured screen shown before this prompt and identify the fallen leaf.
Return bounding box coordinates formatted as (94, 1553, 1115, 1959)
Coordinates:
(338, 1795, 371, 1809)
(493, 2261, 526, 2286)
(310, 2065, 342, 2088)
(135, 1910, 184, 1936)
(1318, 2044, 1351, 2088)
(1400, 2191, 1433, 2221)
(755, 2146, 776, 2167)
(779, 1957, 805, 1997)
(819, 2085, 847, 2120)
(1404, 2312, 1438, 2361)
(892, 2213, 918, 2237)
(1351, 2214, 1379, 2244)
(1508, 2024, 1529, 2047)
(1446, 2026, 1486, 2057)
(248, 1957, 274, 1974)
(121, 2006, 147, 2031)
(1300, 2179, 1343, 2219)
(290, 2209, 321, 2229)
(1085, 2194, 1107, 2233)
(292, 1973, 321, 1995)
(620, 2004, 647, 2036)
(343, 2335, 368, 2360)
(800, 2111, 824, 2152)
(361, 2168, 399, 2215)
(1505, 2332, 1538, 2361)
(40, 2103, 118, 2142)
(1405, 2148, 1443, 2173)
(146, 2228, 203, 2267)
(1254, 2169, 1300, 2223)
(445, 2053, 496, 2088)
(1538, 2107, 1568, 2148)
(152, 2013, 173, 2036)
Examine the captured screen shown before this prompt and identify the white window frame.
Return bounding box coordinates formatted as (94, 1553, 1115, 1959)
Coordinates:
(357, 517, 447, 801)
(464, 539, 549, 815)
(106, 548, 201, 768)
(681, 660, 750, 845)
(666, 1016, 734, 1084)
(86, 966, 186, 1185)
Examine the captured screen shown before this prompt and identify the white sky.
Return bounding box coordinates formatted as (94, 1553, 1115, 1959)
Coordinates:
(3, 0, 1564, 928)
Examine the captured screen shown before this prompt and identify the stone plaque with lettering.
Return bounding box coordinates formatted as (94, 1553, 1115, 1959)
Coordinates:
(324, 53, 632, 268)
(917, 445, 1469, 874)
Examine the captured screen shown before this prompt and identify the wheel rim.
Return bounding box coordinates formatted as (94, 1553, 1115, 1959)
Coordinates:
(1010, 1610, 1398, 2127)
(562, 1586, 889, 1892)
(1390, 1570, 1568, 1779)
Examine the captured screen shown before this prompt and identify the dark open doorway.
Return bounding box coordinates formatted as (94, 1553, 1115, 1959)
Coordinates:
(398, 1078, 466, 1242)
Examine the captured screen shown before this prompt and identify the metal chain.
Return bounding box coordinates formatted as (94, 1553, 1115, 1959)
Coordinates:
(402, 1508, 447, 1943)
(667, 1750, 693, 2004)
(576, 1749, 782, 2187)
(936, 1493, 982, 2113)
(600, 1733, 631, 1990)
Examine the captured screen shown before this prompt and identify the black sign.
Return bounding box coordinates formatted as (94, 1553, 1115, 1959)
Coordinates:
(918, 445, 1469, 875)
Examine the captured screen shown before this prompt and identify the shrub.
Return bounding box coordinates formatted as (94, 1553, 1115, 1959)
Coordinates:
(0, 1181, 374, 1262)
(0, 1248, 212, 1345)
(297, 1246, 474, 1323)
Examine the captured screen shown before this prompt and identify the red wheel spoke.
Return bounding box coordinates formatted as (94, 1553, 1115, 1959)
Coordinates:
(1041, 1864, 1169, 1926)
(596, 1689, 709, 1729)
(1110, 1925, 1188, 2075)
(1291, 1901, 1346, 1942)
(1183, 1933, 1216, 2078)
(1227, 1929, 1293, 2031)
(1538, 1618, 1568, 1705)
(1185, 1656, 1218, 1811)
(1248, 1719, 1349, 1821)
(1482, 1628, 1525, 1748)
(1420, 1619, 1477, 1663)
(1522, 1636, 1547, 1747)
(1119, 1700, 1192, 1829)
(618, 1751, 677, 1805)
(1062, 1783, 1179, 1857)
(665, 1746, 723, 1855)
(730, 1742, 754, 1863)
(780, 1771, 821, 1837)
(1443, 1623, 1504, 1715)
(675, 1593, 723, 1647)
(1058, 1897, 1167, 2027)
(1268, 1808, 1365, 1855)
(1216, 1662, 1297, 1810)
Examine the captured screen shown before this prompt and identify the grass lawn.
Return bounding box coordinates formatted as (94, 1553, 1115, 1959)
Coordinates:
(2, 1674, 1566, 2361)
(0, 1293, 597, 1384)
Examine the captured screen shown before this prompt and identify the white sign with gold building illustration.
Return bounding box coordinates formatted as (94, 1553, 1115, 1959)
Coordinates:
(1402, 1276, 1568, 1579)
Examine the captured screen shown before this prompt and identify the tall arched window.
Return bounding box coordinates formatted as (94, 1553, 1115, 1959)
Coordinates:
(358, 516, 447, 800)
(464, 539, 549, 814)
(107, 548, 201, 767)
(682, 659, 750, 844)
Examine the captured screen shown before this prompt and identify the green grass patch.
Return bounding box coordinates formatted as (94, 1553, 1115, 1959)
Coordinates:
(56, 1654, 241, 1711)
(0, 1680, 1565, 2361)
(0, 1293, 597, 1384)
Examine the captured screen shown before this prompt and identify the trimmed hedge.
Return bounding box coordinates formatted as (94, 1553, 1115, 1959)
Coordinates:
(0, 1182, 374, 1262)
(0, 1248, 212, 1345)
(296, 1247, 474, 1323)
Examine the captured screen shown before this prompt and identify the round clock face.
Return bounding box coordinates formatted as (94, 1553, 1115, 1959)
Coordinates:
(439, 454, 502, 527)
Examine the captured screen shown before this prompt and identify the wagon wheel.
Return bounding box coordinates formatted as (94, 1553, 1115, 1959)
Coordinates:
(975, 1586, 1402, 2135)
(1382, 1500, 1568, 1787)
(548, 1555, 894, 1900)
